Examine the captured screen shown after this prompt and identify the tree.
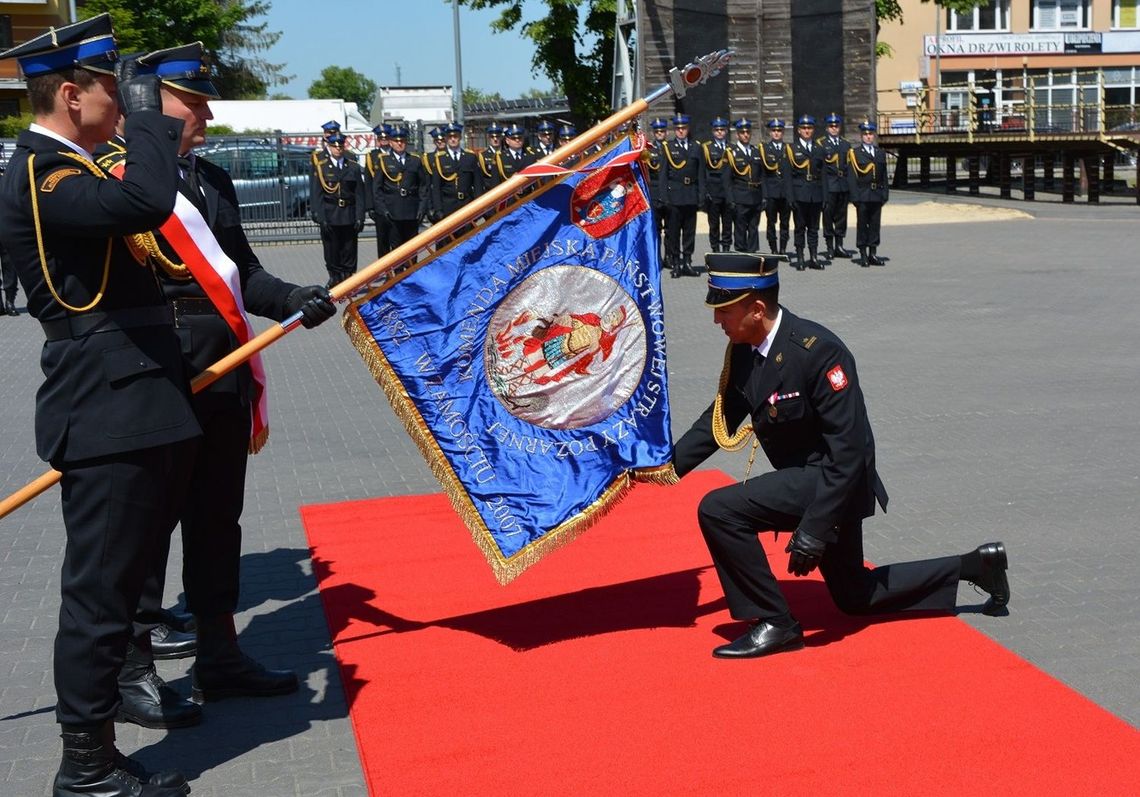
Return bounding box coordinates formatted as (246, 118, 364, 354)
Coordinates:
(463, 85, 504, 107)
(309, 66, 379, 117)
(876, 0, 988, 58)
(80, 0, 290, 99)
(458, 0, 614, 130)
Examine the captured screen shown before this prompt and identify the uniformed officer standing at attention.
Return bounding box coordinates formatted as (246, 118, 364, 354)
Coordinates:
(421, 126, 445, 181)
(483, 122, 535, 188)
(820, 112, 853, 260)
(847, 120, 889, 267)
(476, 121, 505, 189)
(95, 42, 335, 733)
(700, 117, 732, 253)
(429, 122, 481, 225)
(659, 113, 701, 278)
(643, 117, 668, 267)
(0, 14, 198, 796)
(0, 143, 20, 315)
(672, 253, 1011, 659)
(722, 118, 763, 253)
(370, 125, 429, 250)
(784, 114, 825, 270)
(759, 118, 791, 257)
(315, 119, 340, 161)
(534, 119, 557, 157)
(310, 130, 365, 286)
(365, 123, 397, 257)
(557, 123, 577, 148)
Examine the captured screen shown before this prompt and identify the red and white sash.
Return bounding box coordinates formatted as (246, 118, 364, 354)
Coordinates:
(109, 162, 269, 452)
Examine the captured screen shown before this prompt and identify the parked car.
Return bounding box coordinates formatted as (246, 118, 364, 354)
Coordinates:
(195, 140, 315, 222)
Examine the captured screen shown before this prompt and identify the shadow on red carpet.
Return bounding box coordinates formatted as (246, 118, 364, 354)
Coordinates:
(301, 469, 1139, 796)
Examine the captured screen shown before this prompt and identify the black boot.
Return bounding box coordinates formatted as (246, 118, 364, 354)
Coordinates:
(767, 237, 778, 255)
(858, 247, 869, 267)
(191, 614, 298, 704)
(158, 607, 196, 634)
(54, 722, 189, 796)
(808, 247, 823, 269)
(825, 237, 834, 259)
(151, 622, 196, 660)
(670, 263, 681, 279)
(869, 247, 885, 266)
(833, 238, 851, 258)
(779, 233, 789, 255)
(117, 633, 202, 729)
(3, 295, 16, 316)
(794, 248, 805, 271)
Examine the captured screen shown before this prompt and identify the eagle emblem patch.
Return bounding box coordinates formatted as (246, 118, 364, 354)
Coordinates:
(826, 365, 848, 392)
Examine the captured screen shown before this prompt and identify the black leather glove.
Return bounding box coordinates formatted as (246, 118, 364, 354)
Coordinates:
(284, 285, 336, 329)
(785, 529, 827, 577)
(114, 56, 163, 116)
(354, 220, 365, 233)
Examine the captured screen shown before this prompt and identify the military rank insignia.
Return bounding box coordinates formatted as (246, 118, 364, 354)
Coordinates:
(827, 365, 848, 392)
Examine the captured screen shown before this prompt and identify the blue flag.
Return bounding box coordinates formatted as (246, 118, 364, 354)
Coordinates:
(344, 138, 673, 584)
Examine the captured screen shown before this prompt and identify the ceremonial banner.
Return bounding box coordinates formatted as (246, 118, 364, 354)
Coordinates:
(344, 138, 674, 584)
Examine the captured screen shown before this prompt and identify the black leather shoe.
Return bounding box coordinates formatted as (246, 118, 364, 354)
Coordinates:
(3, 300, 17, 316)
(973, 542, 1010, 616)
(807, 251, 823, 269)
(151, 623, 197, 660)
(682, 264, 698, 277)
(55, 724, 189, 797)
(712, 620, 805, 659)
(117, 667, 203, 729)
(158, 607, 196, 634)
(191, 654, 299, 703)
(670, 266, 681, 279)
(833, 245, 851, 259)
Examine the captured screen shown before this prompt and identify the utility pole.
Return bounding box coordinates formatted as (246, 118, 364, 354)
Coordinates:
(396, 63, 402, 87)
(453, 0, 465, 125)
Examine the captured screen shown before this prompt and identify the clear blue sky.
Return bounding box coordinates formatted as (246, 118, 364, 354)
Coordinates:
(265, 0, 556, 99)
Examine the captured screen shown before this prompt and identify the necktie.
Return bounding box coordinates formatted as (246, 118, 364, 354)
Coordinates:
(866, 146, 873, 157)
(178, 156, 207, 215)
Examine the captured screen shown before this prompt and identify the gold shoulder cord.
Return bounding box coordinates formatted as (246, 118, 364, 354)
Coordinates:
(435, 151, 457, 183)
(378, 154, 403, 184)
(28, 152, 113, 312)
(662, 142, 688, 170)
(727, 148, 751, 178)
(711, 342, 762, 477)
(477, 151, 493, 178)
(365, 151, 377, 178)
(785, 142, 810, 171)
(758, 144, 780, 172)
(848, 147, 876, 177)
(703, 142, 725, 169)
(313, 156, 340, 194)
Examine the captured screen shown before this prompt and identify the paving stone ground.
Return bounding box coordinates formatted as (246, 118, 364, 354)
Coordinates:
(1, 190, 1138, 796)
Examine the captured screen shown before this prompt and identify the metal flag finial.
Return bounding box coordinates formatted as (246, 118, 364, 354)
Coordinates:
(668, 49, 733, 98)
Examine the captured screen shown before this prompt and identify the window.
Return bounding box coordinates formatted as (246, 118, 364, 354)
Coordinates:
(0, 16, 12, 50)
(947, 1, 1011, 31)
(1033, 0, 1091, 29)
(1116, 0, 1139, 28)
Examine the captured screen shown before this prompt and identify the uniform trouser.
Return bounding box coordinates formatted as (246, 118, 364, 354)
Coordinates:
(0, 243, 17, 301)
(695, 468, 959, 622)
(664, 204, 697, 267)
(854, 201, 884, 248)
(732, 201, 762, 252)
(823, 190, 849, 242)
(391, 218, 420, 247)
(705, 197, 732, 252)
(374, 214, 397, 258)
(321, 224, 359, 279)
(651, 203, 666, 265)
(791, 200, 823, 251)
(764, 196, 791, 242)
(54, 440, 195, 726)
(135, 392, 250, 638)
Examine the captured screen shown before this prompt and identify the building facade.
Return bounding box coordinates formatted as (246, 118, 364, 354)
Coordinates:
(877, 0, 1140, 132)
(0, 1, 75, 117)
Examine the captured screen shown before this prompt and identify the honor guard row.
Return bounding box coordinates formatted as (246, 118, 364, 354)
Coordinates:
(643, 112, 890, 277)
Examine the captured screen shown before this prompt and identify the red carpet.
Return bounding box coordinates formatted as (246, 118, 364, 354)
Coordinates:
(301, 470, 1139, 796)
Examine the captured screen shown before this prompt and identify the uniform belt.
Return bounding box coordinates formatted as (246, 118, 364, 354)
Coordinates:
(399, 188, 409, 196)
(682, 177, 693, 185)
(39, 305, 174, 342)
(170, 297, 219, 326)
(336, 198, 349, 207)
(457, 192, 466, 200)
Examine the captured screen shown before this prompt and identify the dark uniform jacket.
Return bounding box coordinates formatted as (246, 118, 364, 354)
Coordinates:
(722, 141, 764, 206)
(310, 149, 365, 227)
(481, 145, 536, 189)
(0, 113, 200, 464)
(759, 139, 788, 200)
(643, 141, 665, 208)
(821, 135, 852, 195)
(95, 142, 298, 401)
(366, 149, 429, 221)
(700, 139, 730, 203)
(784, 138, 825, 203)
(658, 138, 702, 206)
(674, 308, 888, 542)
(846, 146, 890, 204)
(430, 147, 481, 218)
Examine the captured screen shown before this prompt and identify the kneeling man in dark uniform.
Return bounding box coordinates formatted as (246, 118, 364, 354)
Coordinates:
(672, 253, 1010, 659)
